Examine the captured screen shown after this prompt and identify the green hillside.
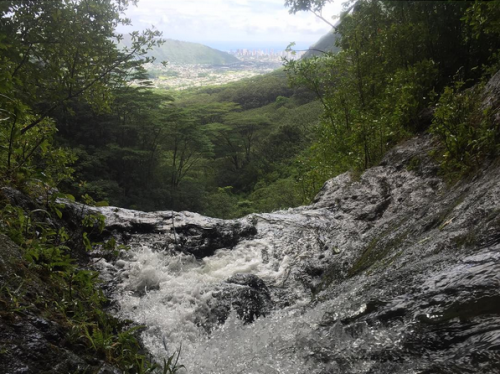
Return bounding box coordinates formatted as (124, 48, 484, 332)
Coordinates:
(302, 3, 356, 58)
(147, 39, 240, 65)
(303, 30, 340, 58)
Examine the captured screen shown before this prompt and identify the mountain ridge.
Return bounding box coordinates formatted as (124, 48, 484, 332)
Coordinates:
(121, 37, 240, 65)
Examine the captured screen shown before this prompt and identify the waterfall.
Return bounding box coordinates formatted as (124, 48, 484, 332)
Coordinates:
(95, 207, 354, 373)
(92, 135, 500, 373)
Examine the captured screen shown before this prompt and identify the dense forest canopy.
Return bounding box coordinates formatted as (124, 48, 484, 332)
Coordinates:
(1, 1, 500, 218)
(0, 0, 162, 194)
(285, 0, 500, 181)
(0, 1, 174, 371)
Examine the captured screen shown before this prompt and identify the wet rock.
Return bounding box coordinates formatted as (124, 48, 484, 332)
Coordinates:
(196, 273, 273, 330)
(92, 207, 257, 259)
(173, 222, 258, 258)
(226, 273, 268, 290)
(483, 69, 500, 112)
(96, 364, 123, 374)
(0, 187, 39, 213)
(0, 236, 121, 374)
(0, 234, 23, 279)
(0, 308, 109, 374)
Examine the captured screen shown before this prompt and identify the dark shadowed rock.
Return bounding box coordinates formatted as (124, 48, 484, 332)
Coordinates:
(226, 273, 268, 290)
(85, 208, 257, 259)
(1, 187, 39, 212)
(195, 273, 273, 331)
(173, 222, 257, 258)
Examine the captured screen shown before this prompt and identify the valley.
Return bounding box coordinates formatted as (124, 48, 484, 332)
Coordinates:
(2, 1, 500, 373)
(144, 60, 281, 90)
(144, 48, 304, 90)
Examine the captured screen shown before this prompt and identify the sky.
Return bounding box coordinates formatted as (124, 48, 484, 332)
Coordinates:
(117, 0, 345, 51)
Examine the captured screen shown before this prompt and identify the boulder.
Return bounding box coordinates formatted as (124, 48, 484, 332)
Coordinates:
(195, 273, 273, 331)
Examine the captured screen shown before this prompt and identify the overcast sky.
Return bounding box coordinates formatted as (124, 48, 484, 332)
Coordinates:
(118, 0, 344, 51)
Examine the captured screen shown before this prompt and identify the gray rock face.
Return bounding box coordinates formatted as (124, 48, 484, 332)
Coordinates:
(91, 208, 257, 259)
(483, 69, 500, 115)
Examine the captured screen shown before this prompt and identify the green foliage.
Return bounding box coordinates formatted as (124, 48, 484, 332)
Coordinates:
(250, 177, 304, 212)
(0, 192, 158, 372)
(466, 1, 500, 75)
(202, 187, 242, 219)
(0, 103, 75, 192)
(0, 0, 165, 211)
(0, 0, 163, 133)
(285, 0, 332, 14)
(158, 345, 185, 374)
(202, 70, 294, 110)
(0, 1, 172, 369)
(53, 63, 321, 215)
(284, 0, 500, 198)
(0, 196, 96, 272)
(303, 30, 340, 58)
(430, 81, 498, 175)
(285, 0, 341, 28)
(5, 0, 498, 224)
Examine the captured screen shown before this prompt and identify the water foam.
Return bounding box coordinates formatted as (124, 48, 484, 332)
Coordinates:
(98, 210, 402, 373)
(101, 233, 327, 373)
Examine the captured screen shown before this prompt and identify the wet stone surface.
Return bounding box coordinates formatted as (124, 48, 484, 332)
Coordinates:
(94, 133, 500, 373)
(196, 273, 273, 330)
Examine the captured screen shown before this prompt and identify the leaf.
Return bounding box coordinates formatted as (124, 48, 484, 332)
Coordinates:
(54, 208, 63, 219)
(83, 232, 92, 251)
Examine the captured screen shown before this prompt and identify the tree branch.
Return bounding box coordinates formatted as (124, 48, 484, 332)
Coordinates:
(312, 10, 337, 29)
(20, 47, 142, 135)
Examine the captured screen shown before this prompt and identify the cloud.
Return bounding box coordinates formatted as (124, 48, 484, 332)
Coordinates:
(118, 0, 344, 48)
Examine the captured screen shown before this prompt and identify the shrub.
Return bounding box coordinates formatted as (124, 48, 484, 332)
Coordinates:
(430, 81, 498, 174)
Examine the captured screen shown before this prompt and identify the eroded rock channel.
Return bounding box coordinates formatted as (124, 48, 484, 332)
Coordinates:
(91, 133, 500, 373)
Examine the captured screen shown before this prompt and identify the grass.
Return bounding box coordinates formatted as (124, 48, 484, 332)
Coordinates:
(348, 221, 411, 277)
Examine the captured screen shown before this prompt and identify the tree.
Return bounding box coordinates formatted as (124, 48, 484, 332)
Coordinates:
(285, 0, 341, 29)
(56, 85, 176, 208)
(283, 0, 500, 195)
(0, 0, 163, 135)
(163, 109, 213, 190)
(0, 0, 163, 194)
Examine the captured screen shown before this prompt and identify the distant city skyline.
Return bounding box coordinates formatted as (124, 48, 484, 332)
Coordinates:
(117, 0, 344, 52)
(229, 47, 305, 59)
(199, 40, 314, 53)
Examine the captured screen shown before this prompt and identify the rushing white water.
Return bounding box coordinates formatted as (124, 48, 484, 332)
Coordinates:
(96, 208, 404, 373)
(100, 244, 311, 371)
(94, 208, 315, 372)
